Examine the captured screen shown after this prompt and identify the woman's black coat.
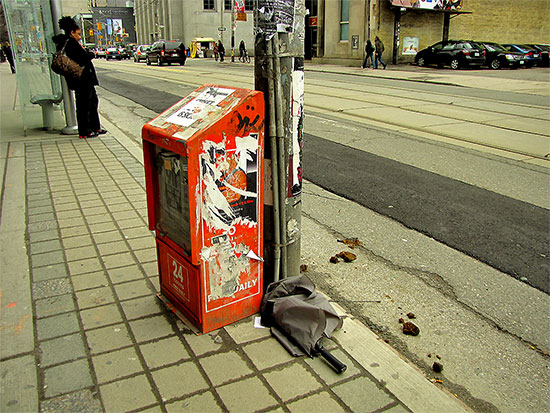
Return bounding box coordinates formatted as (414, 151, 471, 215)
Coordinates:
(52, 34, 98, 90)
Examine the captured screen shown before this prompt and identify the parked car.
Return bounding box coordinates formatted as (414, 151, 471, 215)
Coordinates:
(105, 46, 122, 60)
(133, 45, 150, 62)
(526, 44, 550, 67)
(415, 40, 485, 69)
(146, 40, 187, 66)
(94, 47, 106, 59)
(502, 44, 542, 67)
(477, 42, 526, 69)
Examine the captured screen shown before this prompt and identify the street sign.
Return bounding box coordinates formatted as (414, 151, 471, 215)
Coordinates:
(236, 12, 247, 21)
(218, 27, 226, 31)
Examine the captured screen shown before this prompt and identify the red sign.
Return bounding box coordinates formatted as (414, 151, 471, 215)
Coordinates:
(234, 0, 244, 12)
(309, 16, 318, 27)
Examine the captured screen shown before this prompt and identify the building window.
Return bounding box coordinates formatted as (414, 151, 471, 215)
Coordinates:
(340, 0, 349, 41)
(204, 0, 215, 10)
(223, 0, 252, 12)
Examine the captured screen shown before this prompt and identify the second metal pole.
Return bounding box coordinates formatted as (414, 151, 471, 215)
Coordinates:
(254, 1, 306, 282)
(50, 0, 78, 135)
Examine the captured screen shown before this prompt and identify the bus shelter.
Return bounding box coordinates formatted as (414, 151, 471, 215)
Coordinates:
(3, 0, 64, 134)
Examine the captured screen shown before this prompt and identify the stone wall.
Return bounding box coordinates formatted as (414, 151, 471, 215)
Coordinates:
(319, 0, 550, 66)
(450, 0, 550, 44)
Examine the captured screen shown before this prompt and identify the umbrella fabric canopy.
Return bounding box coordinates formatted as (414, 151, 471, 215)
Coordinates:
(260, 275, 346, 372)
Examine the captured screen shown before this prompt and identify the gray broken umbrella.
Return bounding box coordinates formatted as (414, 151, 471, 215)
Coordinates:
(260, 275, 347, 373)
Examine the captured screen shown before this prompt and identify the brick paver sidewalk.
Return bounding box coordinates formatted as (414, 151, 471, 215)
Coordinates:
(24, 135, 407, 412)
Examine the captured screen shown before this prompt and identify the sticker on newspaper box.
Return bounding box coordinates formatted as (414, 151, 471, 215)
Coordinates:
(166, 87, 235, 127)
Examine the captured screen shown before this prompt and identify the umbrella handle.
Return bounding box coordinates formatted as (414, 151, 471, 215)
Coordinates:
(316, 344, 347, 374)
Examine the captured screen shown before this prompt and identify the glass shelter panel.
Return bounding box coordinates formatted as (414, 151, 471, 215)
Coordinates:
(3, 0, 62, 130)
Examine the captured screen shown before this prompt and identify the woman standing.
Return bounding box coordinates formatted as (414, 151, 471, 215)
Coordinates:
(53, 16, 107, 139)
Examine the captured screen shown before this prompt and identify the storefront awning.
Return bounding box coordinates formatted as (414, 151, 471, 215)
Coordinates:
(192, 37, 216, 43)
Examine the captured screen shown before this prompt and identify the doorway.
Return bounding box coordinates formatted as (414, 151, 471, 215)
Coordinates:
(304, 0, 318, 60)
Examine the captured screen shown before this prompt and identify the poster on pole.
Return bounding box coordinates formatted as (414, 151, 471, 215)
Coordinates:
(256, 0, 296, 40)
(289, 59, 304, 198)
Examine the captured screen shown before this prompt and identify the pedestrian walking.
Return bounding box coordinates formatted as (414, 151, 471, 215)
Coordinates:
(362, 40, 374, 69)
(3, 42, 16, 73)
(217, 40, 225, 62)
(52, 16, 107, 139)
(374, 36, 387, 70)
(213, 42, 219, 61)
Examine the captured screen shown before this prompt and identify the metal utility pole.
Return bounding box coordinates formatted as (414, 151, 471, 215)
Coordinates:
(231, 1, 235, 62)
(254, 0, 306, 284)
(50, 0, 78, 135)
(219, 0, 224, 43)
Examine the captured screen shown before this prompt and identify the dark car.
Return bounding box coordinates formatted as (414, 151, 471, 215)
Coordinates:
(502, 44, 542, 67)
(477, 42, 526, 69)
(526, 44, 550, 67)
(116, 44, 131, 59)
(415, 40, 486, 69)
(105, 46, 122, 60)
(146, 40, 187, 66)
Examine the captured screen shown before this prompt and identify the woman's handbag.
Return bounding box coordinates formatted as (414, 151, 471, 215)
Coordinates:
(51, 39, 83, 79)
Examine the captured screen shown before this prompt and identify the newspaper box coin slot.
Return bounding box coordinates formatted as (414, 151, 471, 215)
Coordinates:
(142, 84, 265, 333)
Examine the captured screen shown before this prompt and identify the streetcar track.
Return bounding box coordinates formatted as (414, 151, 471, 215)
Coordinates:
(307, 103, 548, 160)
(101, 60, 550, 113)
(310, 85, 549, 122)
(309, 90, 550, 138)
(96, 61, 549, 160)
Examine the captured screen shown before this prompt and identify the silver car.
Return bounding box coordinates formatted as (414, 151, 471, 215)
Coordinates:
(133, 45, 150, 62)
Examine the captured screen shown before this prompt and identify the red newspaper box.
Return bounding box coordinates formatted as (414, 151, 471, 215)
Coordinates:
(142, 84, 264, 333)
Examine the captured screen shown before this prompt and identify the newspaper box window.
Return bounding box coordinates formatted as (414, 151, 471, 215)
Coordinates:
(142, 84, 265, 333)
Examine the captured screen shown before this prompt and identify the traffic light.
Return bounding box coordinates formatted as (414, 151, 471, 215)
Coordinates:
(89, 29, 93, 36)
(97, 22, 102, 30)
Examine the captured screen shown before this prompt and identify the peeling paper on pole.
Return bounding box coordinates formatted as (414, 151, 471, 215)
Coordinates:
(255, 0, 296, 40)
(289, 65, 304, 197)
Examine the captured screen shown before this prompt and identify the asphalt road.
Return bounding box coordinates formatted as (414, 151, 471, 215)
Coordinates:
(303, 133, 549, 292)
(96, 68, 550, 293)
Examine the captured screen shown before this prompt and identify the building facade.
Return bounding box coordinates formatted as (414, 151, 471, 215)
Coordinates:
(60, 0, 134, 17)
(60, 0, 135, 47)
(134, 0, 255, 56)
(314, 0, 550, 65)
(133, 0, 549, 65)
